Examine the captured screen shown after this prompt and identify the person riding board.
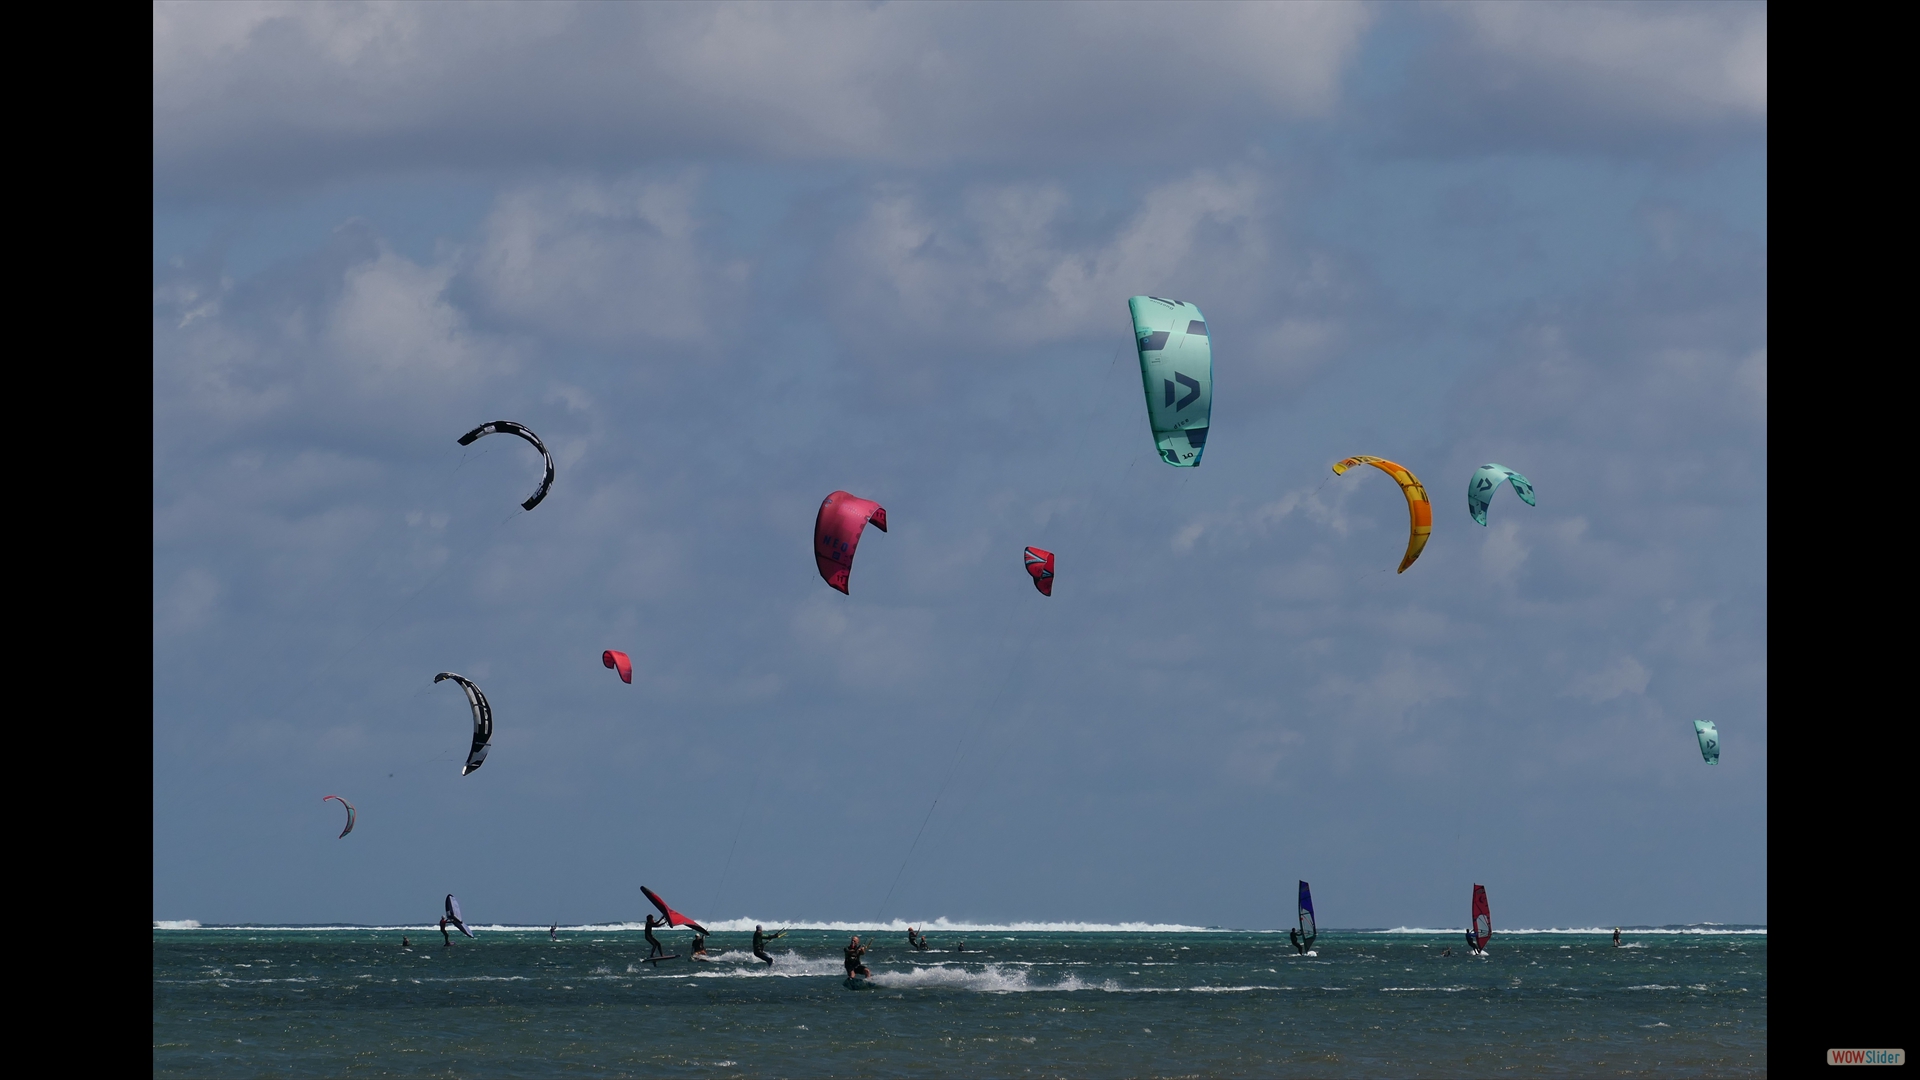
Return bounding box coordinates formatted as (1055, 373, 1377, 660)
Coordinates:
(644, 914, 667, 959)
(439, 917, 452, 947)
(690, 930, 709, 960)
(844, 935, 871, 978)
(1465, 930, 1478, 954)
(1289, 927, 1306, 954)
(1613, 927, 1621, 948)
(753, 925, 784, 968)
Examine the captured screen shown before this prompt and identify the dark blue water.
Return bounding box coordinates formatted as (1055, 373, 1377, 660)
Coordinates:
(154, 927, 1765, 1076)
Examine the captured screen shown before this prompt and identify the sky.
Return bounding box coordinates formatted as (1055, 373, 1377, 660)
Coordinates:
(153, 1, 1767, 931)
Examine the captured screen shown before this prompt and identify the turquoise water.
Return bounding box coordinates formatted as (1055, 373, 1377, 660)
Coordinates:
(154, 926, 1765, 1077)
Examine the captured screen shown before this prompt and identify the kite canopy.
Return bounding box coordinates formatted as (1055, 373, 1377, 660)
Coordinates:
(1467, 463, 1536, 526)
(322, 795, 356, 839)
(1023, 547, 1055, 596)
(602, 650, 632, 684)
(1332, 455, 1433, 573)
(1128, 296, 1213, 467)
(1694, 720, 1720, 765)
(813, 491, 887, 594)
(641, 886, 708, 934)
(456, 420, 555, 511)
(445, 894, 476, 938)
(434, 672, 493, 775)
(1471, 884, 1491, 952)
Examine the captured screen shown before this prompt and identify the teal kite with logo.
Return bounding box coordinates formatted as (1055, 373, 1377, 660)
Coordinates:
(1467, 463, 1535, 525)
(1128, 296, 1212, 467)
(1694, 720, 1720, 765)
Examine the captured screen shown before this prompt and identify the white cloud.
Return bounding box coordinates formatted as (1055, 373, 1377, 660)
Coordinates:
(1563, 656, 1652, 703)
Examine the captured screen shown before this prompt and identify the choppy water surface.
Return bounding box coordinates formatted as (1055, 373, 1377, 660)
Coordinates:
(154, 927, 1764, 1077)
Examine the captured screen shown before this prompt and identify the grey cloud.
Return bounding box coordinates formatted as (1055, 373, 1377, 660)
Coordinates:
(153, 1, 1372, 196)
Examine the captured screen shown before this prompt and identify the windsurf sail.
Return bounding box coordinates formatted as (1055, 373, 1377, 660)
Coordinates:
(1471, 884, 1491, 951)
(445, 894, 476, 938)
(1298, 880, 1317, 950)
(640, 886, 708, 934)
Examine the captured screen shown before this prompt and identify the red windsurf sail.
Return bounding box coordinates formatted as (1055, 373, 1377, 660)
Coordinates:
(1471, 884, 1491, 951)
(641, 886, 708, 934)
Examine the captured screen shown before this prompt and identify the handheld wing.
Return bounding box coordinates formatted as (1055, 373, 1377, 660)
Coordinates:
(322, 795, 356, 839)
(1694, 720, 1720, 765)
(641, 886, 709, 934)
(1471, 884, 1491, 951)
(1128, 296, 1213, 467)
(602, 650, 633, 684)
(456, 420, 555, 511)
(1332, 456, 1433, 573)
(813, 491, 887, 594)
(445, 894, 476, 938)
(1467, 464, 1536, 526)
(1023, 547, 1055, 596)
(434, 672, 493, 775)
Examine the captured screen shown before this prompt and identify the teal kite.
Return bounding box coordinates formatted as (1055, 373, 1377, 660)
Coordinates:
(1694, 720, 1720, 765)
(1128, 296, 1212, 467)
(1468, 463, 1535, 525)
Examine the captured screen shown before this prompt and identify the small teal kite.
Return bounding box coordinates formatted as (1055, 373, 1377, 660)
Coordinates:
(1694, 720, 1720, 765)
(1468, 463, 1535, 526)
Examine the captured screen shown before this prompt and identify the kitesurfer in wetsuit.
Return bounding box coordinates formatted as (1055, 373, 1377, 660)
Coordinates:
(1613, 928, 1621, 947)
(955, 941, 966, 953)
(690, 931, 709, 960)
(402, 936, 411, 949)
(914, 930, 930, 951)
(753, 925, 779, 968)
(439, 917, 452, 947)
(844, 936, 870, 978)
(645, 914, 666, 959)
(550, 924, 558, 942)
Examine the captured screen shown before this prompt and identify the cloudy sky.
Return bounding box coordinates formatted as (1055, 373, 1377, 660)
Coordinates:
(153, 1, 1767, 930)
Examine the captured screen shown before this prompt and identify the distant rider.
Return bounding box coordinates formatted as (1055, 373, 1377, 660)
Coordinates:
(550, 924, 558, 942)
(753, 925, 782, 968)
(1612, 927, 1621, 947)
(439, 917, 451, 947)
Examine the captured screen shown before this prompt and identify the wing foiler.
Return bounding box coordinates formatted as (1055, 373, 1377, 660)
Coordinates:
(1128, 296, 1212, 467)
(1332, 456, 1432, 573)
(641, 886, 708, 934)
(434, 672, 493, 775)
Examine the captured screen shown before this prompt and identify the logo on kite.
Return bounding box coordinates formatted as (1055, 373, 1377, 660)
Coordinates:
(1694, 720, 1720, 765)
(434, 672, 494, 775)
(456, 421, 556, 511)
(1331, 455, 1432, 573)
(602, 650, 632, 684)
(1023, 547, 1055, 596)
(813, 491, 887, 594)
(1467, 464, 1536, 526)
(1128, 297, 1212, 468)
(322, 794, 356, 839)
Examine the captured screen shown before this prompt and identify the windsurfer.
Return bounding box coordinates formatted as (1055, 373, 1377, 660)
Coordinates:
(1465, 930, 1477, 954)
(753, 925, 781, 967)
(844, 935, 871, 978)
(1290, 928, 1305, 954)
(645, 914, 667, 959)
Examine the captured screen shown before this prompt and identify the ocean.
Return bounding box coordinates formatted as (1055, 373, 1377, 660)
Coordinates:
(154, 923, 1765, 1076)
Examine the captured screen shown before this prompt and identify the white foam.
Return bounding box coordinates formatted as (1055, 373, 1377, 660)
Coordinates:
(866, 963, 1116, 993)
(153, 920, 202, 930)
(696, 917, 1218, 934)
(1377, 926, 1766, 936)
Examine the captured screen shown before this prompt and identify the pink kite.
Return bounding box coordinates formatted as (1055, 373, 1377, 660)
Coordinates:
(602, 650, 632, 684)
(813, 491, 887, 594)
(1023, 547, 1055, 596)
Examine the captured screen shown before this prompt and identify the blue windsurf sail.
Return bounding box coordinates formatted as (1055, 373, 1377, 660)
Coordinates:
(1298, 880, 1317, 950)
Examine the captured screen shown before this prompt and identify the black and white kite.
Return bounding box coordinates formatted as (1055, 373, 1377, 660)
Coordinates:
(456, 421, 555, 511)
(434, 672, 493, 775)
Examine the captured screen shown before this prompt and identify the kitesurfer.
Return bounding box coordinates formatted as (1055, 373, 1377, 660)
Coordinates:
(690, 930, 709, 960)
(914, 929, 931, 951)
(439, 918, 452, 947)
(402, 936, 411, 949)
(550, 923, 558, 942)
(645, 914, 667, 959)
(1613, 928, 1621, 947)
(955, 941, 966, 953)
(844, 936, 871, 978)
(753, 925, 779, 968)
(1441, 946, 1453, 957)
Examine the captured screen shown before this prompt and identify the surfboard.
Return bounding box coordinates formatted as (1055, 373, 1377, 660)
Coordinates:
(642, 953, 680, 964)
